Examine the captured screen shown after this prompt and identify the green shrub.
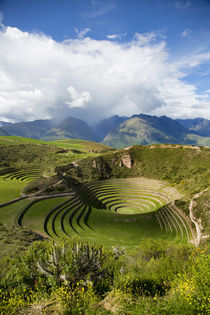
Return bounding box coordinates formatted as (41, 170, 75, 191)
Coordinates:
(171, 248, 210, 314)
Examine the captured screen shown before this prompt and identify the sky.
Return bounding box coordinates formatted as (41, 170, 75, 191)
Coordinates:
(0, 0, 210, 124)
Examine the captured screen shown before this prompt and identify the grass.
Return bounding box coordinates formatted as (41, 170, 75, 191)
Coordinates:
(0, 178, 27, 203)
(0, 136, 47, 146)
(0, 142, 208, 251)
(0, 199, 30, 225)
(21, 197, 69, 235)
(11, 177, 192, 249)
(47, 139, 114, 152)
(62, 144, 210, 196)
(0, 141, 208, 315)
(0, 136, 113, 152)
(78, 178, 181, 214)
(0, 137, 114, 178)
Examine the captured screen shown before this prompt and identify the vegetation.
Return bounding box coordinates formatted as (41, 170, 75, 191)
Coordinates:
(0, 236, 209, 314)
(58, 145, 210, 194)
(0, 138, 209, 314)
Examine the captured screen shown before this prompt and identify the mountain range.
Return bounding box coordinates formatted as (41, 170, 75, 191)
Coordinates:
(1, 115, 210, 148)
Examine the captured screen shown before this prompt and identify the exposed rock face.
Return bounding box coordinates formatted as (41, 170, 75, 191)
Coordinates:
(121, 154, 133, 168)
(189, 189, 209, 247)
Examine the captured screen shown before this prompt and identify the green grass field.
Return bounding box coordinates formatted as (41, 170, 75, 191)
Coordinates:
(0, 141, 208, 315)
(1, 141, 206, 250)
(0, 178, 27, 203)
(0, 136, 113, 152)
(2, 177, 191, 249)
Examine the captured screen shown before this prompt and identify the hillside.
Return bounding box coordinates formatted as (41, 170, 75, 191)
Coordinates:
(0, 128, 10, 136)
(1, 119, 56, 139)
(1, 114, 210, 147)
(94, 115, 128, 141)
(0, 121, 11, 127)
(103, 116, 179, 147)
(177, 118, 210, 137)
(58, 144, 210, 194)
(103, 115, 210, 148)
(41, 116, 97, 141)
(0, 136, 113, 171)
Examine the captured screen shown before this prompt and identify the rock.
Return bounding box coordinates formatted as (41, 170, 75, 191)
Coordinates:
(121, 154, 133, 168)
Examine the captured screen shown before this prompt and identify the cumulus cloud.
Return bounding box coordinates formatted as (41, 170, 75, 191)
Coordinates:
(0, 25, 210, 123)
(75, 27, 91, 39)
(65, 86, 92, 108)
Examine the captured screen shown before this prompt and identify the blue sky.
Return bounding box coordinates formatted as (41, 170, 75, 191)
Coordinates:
(0, 0, 210, 123)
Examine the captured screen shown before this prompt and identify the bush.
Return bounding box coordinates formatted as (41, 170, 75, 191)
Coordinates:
(1, 237, 116, 294)
(171, 249, 210, 314)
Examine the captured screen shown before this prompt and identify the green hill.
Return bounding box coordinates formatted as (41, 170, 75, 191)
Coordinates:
(103, 116, 178, 147)
(41, 117, 97, 141)
(1, 119, 55, 139)
(177, 117, 210, 137)
(103, 115, 210, 148)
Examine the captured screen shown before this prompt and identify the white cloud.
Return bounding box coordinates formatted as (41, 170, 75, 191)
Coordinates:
(107, 33, 127, 40)
(74, 27, 91, 39)
(181, 29, 192, 37)
(175, 1, 191, 9)
(0, 25, 210, 123)
(65, 86, 92, 108)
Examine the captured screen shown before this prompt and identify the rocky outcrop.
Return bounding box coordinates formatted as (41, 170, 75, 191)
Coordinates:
(121, 154, 133, 168)
(189, 189, 209, 246)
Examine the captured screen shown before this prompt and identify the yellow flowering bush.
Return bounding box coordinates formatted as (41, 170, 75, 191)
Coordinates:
(172, 249, 210, 314)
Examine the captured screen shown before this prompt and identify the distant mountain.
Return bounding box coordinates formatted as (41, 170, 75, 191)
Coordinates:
(0, 121, 11, 127)
(134, 114, 188, 141)
(0, 127, 10, 136)
(102, 114, 210, 148)
(1, 114, 210, 147)
(94, 115, 128, 141)
(42, 116, 97, 141)
(102, 116, 178, 148)
(177, 118, 210, 137)
(1, 119, 56, 139)
(102, 115, 187, 148)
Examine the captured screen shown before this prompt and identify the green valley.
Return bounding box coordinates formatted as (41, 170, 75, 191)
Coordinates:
(0, 137, 209, 314)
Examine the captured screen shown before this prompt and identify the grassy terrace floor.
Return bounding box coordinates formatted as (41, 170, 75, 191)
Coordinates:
(0, 177, 193, 249)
